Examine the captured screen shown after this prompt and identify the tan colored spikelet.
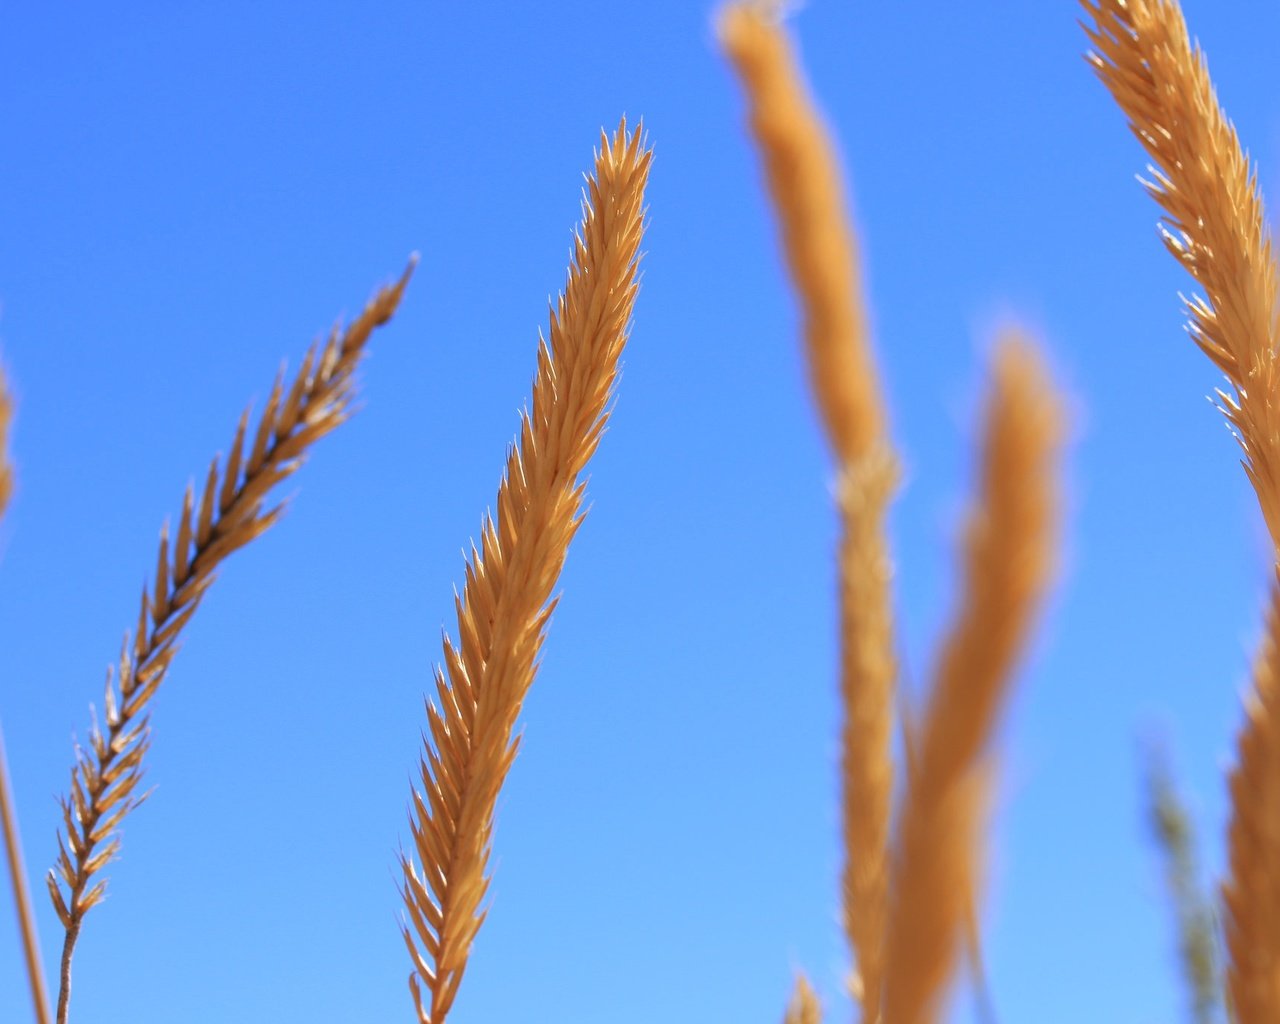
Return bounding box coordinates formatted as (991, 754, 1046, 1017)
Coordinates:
(1223, 583, 1280, 1024)
(398, 119, 650, 1024)
(783, 973, 823, 1024)
(1081, 0, 1280, 557)
(717, 1, 886, 467)
(48, 262, 413, 1024)
(719, 6, 899, 1016)
(881, 334, 1062, 1024)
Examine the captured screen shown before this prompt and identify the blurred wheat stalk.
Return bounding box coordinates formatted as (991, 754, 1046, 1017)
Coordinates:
(0, 372, 54, 1024)
(397, 118, 650, 1024)
(1082, 0, 1280, 1021)
(28, 264, 414, 1024)
(720, 5, 1063, 1024)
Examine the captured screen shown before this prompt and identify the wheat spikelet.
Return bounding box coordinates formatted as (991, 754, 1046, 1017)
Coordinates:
(398, 120, 650, 1024)
(47, 262, 414, 1024)
(783, 974, 823, 1024)
(881, 334, 1062, 1024)
(717, 2, 886, 467)
(1223, 584, 1280, 1024)
(719, 6, 898, 1016)
(1081, 0, 1280, 556)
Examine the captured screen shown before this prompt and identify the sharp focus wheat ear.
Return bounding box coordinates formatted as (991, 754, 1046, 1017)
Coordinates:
(783, 974, 823, 1024)
(397, 119, 650, 1024)
(1082, 5, 1280, 1019)
(719, 5, 898, 1017)
(1223, 583, 1280, 1024)
(47, 260, 414, 1024)
(1081, 0, 1280, 557)
(881, 334, 1062, 1024)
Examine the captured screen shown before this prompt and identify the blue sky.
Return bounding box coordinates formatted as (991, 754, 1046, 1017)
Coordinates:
(3, 2, 1280, 1022)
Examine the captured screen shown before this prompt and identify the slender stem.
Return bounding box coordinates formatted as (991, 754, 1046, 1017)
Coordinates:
(0, 722, 53, 1024)
(55, 923, 78, 1024)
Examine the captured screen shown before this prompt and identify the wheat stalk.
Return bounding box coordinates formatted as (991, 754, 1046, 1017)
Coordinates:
(881, 334, 1062, 1024)
(1145, 741, 1221, 1024)
(0, 371, 53, 1024)
(1223, 584, 1280, 1024)
(47, 261, 414, 1024)
(397, 119, 650, 1024)
(1081, 0, 1280, 556)
(719, 6, 899, 1016)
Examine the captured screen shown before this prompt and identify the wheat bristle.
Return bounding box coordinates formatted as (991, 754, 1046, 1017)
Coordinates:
(881, 334, 1062, 1024)
(48, 262, 414, 1024)
(398, 120, 650, 1024)
(1081, 0, 1280, 555)
(719, 5, 898, 1014)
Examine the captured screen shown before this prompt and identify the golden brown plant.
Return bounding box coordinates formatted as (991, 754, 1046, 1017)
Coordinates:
(722, 8, 1063, 1020)
(1081, 0, 1280, 556)
(882, 335, 1062, 1024)
(398, 119, 650, 1024)
(0, 374, 52, 1024)
(784, 974, 823, 1024)
(719, 6, 898, 1016)
(47, 262, 414, 1024)
(1082, 2, 1280, 1021)
(1223, 587, 1280, 1023)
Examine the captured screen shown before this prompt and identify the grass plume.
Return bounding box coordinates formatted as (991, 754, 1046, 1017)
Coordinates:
(719, 6, 898, 1015)
(47, 263, 413, 1024)
(1081, 3, 1280, 1020)
(397, 119, 650, 1024)
(881, 335, 1061, 1024)
(1081, 0, 1280, 556)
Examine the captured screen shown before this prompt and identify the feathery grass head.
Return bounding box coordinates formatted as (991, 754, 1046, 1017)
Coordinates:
(881, 333, 1062, 1024)
(48, 261, 414, 1024)
(1081, 0, 1280, 558)
(718, 8, 900, 1017)
(718, 0, 887, 467)
(398, 119, 650, 1024)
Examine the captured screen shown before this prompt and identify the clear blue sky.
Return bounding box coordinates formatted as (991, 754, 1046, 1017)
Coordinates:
(3, 2, 1279, 1022)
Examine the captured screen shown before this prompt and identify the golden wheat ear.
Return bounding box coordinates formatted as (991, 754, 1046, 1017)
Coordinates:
(718, 5, 898, 1017)
(397, 120, 650, 1024)
(1081, 0, 1280, 554)
(47, 260, 413, 1024)
(881, 334, 1062, 1024)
